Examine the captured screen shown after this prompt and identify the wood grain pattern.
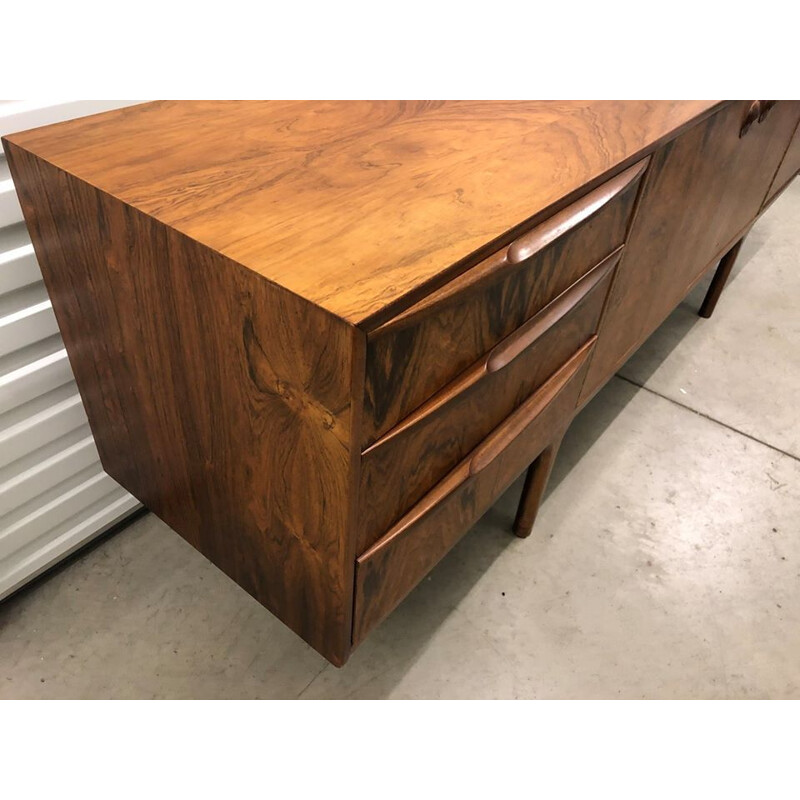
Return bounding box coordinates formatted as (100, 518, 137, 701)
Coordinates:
(4, 142, 361, 666)
(362, 161, 645, 448)
(4, 101, 721, 327)
(580, 99, 800, 404)
(357, 251, 617, 552)
(353, 341, 595, 644)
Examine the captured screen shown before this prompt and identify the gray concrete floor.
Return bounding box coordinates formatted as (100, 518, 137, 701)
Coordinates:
(1, 183, 798, 699)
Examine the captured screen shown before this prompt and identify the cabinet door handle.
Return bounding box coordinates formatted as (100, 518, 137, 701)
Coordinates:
(740, 101, 761, 138)
(758, 101, 777, 123)
(486, 248, 620, 373)
(470, 340, 593, 474)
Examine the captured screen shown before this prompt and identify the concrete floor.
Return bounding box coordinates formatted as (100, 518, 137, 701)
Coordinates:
(1, 182, 798, 699)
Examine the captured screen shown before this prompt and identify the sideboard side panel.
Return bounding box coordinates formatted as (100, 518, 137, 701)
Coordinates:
(5, 143, 359, 665)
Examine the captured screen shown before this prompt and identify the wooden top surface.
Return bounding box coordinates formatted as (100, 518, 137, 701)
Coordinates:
(5, 100, 723, 326)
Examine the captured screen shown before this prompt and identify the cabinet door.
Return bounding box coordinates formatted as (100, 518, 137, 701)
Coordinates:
(765, 113, 800, 205)
(581, 100, 800, 403)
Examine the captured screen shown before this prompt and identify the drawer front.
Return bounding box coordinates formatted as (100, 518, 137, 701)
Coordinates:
(353, 340, 594, 644)
(581, 99, 800, 403)
(361, 158, 648, 448)
(356, 248, 618, 553)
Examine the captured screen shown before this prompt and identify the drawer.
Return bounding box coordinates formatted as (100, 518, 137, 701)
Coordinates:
(352, 339, 595, 644)
(356, 247, 619, 553)
(361, 157, 649, 448)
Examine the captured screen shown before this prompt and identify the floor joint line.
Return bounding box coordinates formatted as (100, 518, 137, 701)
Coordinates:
(296, 662, 329, 699)
(615, 374, 800, 463)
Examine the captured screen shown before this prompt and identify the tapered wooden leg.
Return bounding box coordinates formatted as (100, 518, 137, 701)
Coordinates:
(513, 436, 563, 538)
(699, 238, 745, 318)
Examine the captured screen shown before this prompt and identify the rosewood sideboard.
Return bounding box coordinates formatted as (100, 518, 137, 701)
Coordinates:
(4, 101, 799, 665)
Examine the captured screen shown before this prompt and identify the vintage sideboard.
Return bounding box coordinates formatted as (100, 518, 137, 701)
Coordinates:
(4, 101, 799, 665)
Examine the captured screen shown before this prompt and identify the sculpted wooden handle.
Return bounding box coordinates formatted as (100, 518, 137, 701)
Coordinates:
(506, 159, 649, 265)
(363, 340, 594, 556)
(486, 248, 620, 372)
(740, 101, 761, 138)
(469, 340, 593, 473)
